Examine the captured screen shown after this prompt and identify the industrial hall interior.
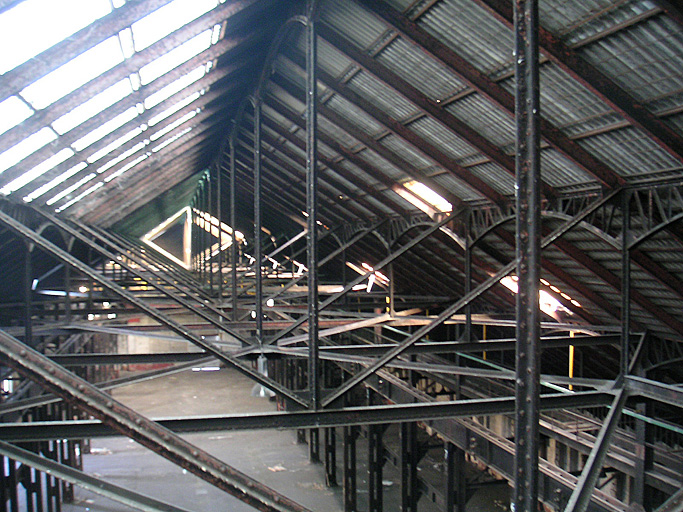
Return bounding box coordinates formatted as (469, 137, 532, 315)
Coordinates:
(0, 0, 681, 511)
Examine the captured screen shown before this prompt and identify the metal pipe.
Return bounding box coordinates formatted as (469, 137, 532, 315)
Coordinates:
(513, 1, 542, 511)
(0, 329, 310, 512)
(621, 190, 631, 379)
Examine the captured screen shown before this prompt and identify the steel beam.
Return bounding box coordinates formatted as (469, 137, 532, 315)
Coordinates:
(0, 391, 615, 441)
(0, 329, 310, 512)
(0, 439, 193, 512)
(0, 209, 306, 407)
(654, 489, 683, 512)
(563, 387, 628, 512)
(320, 191, 620, 408)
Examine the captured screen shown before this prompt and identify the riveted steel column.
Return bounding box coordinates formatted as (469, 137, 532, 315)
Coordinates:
(230, 131, 238, 322)
(324, 427, 337, 487)
(254, 98, 264, 345)
(465, 213, 472, 343)
(400, 422, 419, 512)
(514, 0, 542, 511)
(343, 425, 358, 512)
(445, 441, 467, 512)
(621, 191, 631, 379)
(368, 424, 385, 512)
(64, 264, 72, 324)
(207, 172, 214, 296)
(24, 242, 32, 345)
(306, 0, 321, 463)
(217, 164, 223, 302)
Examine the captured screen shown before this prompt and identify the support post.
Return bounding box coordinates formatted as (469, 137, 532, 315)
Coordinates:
(324, 427, 337, 487)
(368, 423, 386, 512)
(64, 264, 72, 324)
(621, 191, 631, 380)
(514, 0, 542, 511)
(306, 1, 321, 463)
(24, 242, 32, 346)
(343, 425, 358, 512)
(230, 130, 238, 322)
(207, 172, 214, 296)
(400, 422, 419, 512)
(445, 441, 467, 512)
(217, 164, 223, 302)
(254, 98, 263, 346)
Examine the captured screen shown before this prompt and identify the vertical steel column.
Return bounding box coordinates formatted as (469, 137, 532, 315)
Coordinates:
(64, 264, 72, 324)
(217, 164, 223, 302)
(464, 214, 472, 342)
(621, 191, 631, 380)
(207, 172, 214, 296)
(514, 0, 542, 511)
(343, 425, 358, 512)
(24, 242, 32, 346)
(368, 424, 386, 512)
(306, 1, 321, 463)
(445, 441, 467, 512)
(633, 367, 653, 510)
(324, 427, 337, 487)
(230, 131, 238, 322)
(400, 422, 419, 512)
(254, 98, 264, 345)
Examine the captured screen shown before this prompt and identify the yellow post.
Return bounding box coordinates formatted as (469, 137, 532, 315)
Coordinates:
(569, 331, 575, 390)
(483, 324, 487, 360)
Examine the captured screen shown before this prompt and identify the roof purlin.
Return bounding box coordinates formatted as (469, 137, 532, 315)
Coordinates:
(356, 0, 627, 190)
(470, 0, 683, 165)
(281, 52, 507, 206)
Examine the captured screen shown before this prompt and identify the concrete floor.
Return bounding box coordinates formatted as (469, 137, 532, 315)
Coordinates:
(58, 365, 502, 512)
(62, 366, 345, 512)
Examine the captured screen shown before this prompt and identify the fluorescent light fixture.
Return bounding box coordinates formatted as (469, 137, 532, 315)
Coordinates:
(0, 127, 57, 176)
(72, 106, 138, 151)
(0, 0, 111, 74)
(23, 161, 87, 202)
(132, 0, 218, 51)
(87, 126, 143, 163)
(52, 79, 132, 135)
(148, 91, 202, 126)
(144, 66, 206, 109)
(149, 110, 198, 141)
(138, 30, 212, 85)
(56, 181, 104, 212)
(0, 96, 33, 136)
(47, 172, 96, 205)
(21, 36, 124, 110)
(1, 148, 74, 196)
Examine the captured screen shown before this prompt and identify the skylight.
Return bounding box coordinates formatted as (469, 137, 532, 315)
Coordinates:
(151, 127, 192, 153)
(23, 161, 88, 203)
(20, 37, 125, 110)
(403, 180, 452, 213)
(144, 66, 206, 109)
(46, 172, 97, 206)
(150, 111, 198, 142)
(0, 127, 57, 176)
(104, 154, 149, 183)
(0, 148, 73, 196)
(0, 0, 112, 74)
(500, 276, 576, 318)
(72, 107, 138, 152)
(0, 97, 34, 136)
(51, 79, 133, 135)
(138, 30, 213, 85)
(96, 141, 148, 174)
(148, 91, 202, 126)
(56, 181, 104, 213)
(131, 0, 218, 52)
(87, 126, 144, 164)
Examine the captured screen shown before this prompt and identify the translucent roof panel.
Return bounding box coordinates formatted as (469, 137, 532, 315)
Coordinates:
(148, 91, 203, 126)
(0, 0, 112, 74)
(0, 147, 73, 195)
(131, 0, 219, 51)
(51, 79, 133, 135)
(72, 106, 138, 152)
(0, 127, 56, 175)
(144, 66, 206, 109)
(149, 111, 198, 142)
(20, 36, 125, 110)
(46, 172, 97, 206)
(0, 96, 33, 136)
(23, 161, 88, 203)
(138, 30, 213, 85)
(87, 126, 145, 164)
